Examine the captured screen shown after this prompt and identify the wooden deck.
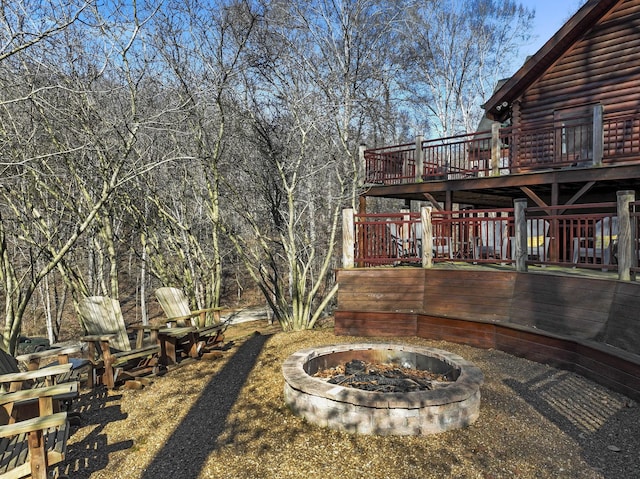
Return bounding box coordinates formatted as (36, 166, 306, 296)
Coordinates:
(335, 265, 640, 400)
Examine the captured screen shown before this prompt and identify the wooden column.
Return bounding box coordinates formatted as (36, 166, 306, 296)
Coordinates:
(550, 182, 559, 262)
(592, 104, 604, 166)
(415, 134, 424, 182)
(342, 208, 354, 269)
(357, 197, 366, 267)
(358, 195, 366, 214)
(511, 100, 521, 173)
(358, 144, 367, 186)
(617, 190, 635, 281)
(445, 191, 453, 212)
(490, 123, 500, 176)
(421, 206, 433, 268)
(514, 199, 528, 272)
(401, 208, 410, 258)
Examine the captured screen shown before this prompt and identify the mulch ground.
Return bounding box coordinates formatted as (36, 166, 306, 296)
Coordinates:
(59, 319, 640, 479)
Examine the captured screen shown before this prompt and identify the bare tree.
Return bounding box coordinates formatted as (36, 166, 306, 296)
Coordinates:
(129, 0, 258, 321)
(0, 0, 540, 349)
(218, 0, 403, 330)
(398, 0, 534, 136)
(0, 0, 90, 63)
(0, 0, 176, 352)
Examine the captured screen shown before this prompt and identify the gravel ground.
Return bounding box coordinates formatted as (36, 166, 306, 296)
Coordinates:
(59, 320, 640, 479)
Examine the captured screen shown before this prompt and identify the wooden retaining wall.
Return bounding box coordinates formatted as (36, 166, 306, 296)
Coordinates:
(335, 267, 640, 400)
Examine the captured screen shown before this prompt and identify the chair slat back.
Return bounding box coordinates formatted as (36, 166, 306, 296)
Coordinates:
(155, 287, 192, 320)
(78, 297, 132, 352)
(0, 350, 19, 376)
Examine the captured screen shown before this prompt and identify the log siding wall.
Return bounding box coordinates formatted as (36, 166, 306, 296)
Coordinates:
(519, 1, 640, 127)
(335, 268, 640, 400)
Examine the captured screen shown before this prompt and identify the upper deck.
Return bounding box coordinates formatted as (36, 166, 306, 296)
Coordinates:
(363, 109, 640, 207)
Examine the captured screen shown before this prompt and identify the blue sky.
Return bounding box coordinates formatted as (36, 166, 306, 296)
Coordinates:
(518, 0, 586, 62)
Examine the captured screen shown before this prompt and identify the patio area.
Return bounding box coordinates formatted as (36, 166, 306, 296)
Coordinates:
(59, 320, 640, 479)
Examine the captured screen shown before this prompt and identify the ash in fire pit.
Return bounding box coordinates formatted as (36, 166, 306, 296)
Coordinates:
(314, 359, 454, 392)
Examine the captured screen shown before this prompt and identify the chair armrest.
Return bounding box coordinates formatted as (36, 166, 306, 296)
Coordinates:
(0, 411, 67, 438)
(15, 345, 83, 364)
(16, 345, 85, 371)
(165, 307, 225, 323)
(191, 307, 225, 315)
(0, 382, 79, 407)
(0, 364, 73, 384)
(81, 334, 116, 342)
(157, 326, 196, 338)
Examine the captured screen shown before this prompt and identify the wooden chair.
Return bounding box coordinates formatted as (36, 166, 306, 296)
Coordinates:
(9, 345, 92, 389)
(14, 346, 88, 375)
(475, 219, 510, 260)
(0, 382, 79, 479)
(573, 216, 618, 270)
(0, 348, 87, 423)
(78, 296, 161, 389)
(387, 223, 421, 259)
(432, 236, 453, 259)
(526, 218, 550, 261)
(510, 218, 551, 262)
(155, 287, 228, 352)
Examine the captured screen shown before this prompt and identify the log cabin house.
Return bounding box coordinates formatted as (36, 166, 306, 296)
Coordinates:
(335, 0, 640, 400)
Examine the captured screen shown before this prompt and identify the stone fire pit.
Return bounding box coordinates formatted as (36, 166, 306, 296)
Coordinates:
(282, 343, 484, 435)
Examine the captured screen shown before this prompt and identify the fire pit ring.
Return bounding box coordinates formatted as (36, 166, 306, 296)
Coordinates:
(282, 343, 483, 435)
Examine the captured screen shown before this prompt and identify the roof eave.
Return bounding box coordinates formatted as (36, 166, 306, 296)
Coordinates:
(484, 0, 623, 121)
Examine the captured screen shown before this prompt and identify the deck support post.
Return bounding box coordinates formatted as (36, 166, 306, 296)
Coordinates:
(617, 190, 635, 281)
(401, 208, 411, 258)
(415, 134, 424, 182)
(490, 123, 501, 176)
(342, 208, 355, 269)
(421, 206, 433, 268)
(592, 104, 604, 166)
(514, 199, 528, 272)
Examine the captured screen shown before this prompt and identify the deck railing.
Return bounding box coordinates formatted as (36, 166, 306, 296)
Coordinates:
(364, 143, 416, 185)
(526, 203, 618, 269)
(351, 209, 516, 266)
(421, 131, 512, 179)
(365, 108, 640, 185)
(631, 200, 640, 275)
(603, 113, 640, 161)
(343, 192, 638, 280)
